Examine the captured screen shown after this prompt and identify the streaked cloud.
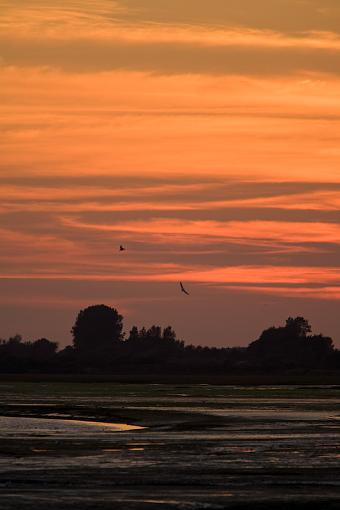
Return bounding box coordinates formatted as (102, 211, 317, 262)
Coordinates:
(2, 1, 340, 76)
(60, 217, 340, 246)
(120, 0, 340, 33)
(1, 178, 340, 289)
(1, 67, 340, 179)
(224, 285, 340, 300)
(2, 29, 340, 76)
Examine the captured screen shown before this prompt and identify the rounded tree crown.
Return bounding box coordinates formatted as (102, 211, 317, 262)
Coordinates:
(72, 304, 123, 351)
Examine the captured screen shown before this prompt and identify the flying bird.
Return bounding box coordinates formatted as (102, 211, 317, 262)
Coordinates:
(180, 282, 190, 295)
(119, 245, 126, 251)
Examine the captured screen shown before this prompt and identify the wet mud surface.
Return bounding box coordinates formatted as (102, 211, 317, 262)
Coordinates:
(1, 383, 340, 509)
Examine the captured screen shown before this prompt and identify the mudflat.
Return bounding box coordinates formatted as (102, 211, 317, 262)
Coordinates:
(1, 383, 340, 509)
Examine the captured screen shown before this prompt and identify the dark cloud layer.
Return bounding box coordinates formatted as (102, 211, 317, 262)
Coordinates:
(2, 36, 340, 75)
(121, 0, 340, 33)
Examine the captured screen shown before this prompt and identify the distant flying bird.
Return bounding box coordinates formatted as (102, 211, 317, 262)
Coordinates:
(180, 282, 190, 295)
(119, 245, 126, 251)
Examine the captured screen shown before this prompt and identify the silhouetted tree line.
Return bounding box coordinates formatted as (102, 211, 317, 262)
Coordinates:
(0, 304, 339, 374)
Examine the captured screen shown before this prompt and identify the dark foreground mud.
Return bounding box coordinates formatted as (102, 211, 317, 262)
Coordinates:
(1, 383, 340, 509)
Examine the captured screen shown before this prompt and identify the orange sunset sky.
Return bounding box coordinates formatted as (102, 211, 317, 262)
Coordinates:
(1, 0, 340, 347)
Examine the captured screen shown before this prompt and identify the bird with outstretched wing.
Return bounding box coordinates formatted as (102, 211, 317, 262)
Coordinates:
(180, 282, 190, 295)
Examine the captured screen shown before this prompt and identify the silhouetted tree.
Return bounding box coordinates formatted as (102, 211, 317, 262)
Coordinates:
(285, 316, 311, 337)
(128, 326, 139, 343)
(0, 335, 59, 373)
(124, 325, 185, 370)
(71, 304, 124, 371)
(163, 326, 178, 343)
(0, 308, 339, 375)
(72, 305, 124, 351)
(30, 338, 58, 362)
(55, 346, 76, 373)
(248, 316, 335, 370)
